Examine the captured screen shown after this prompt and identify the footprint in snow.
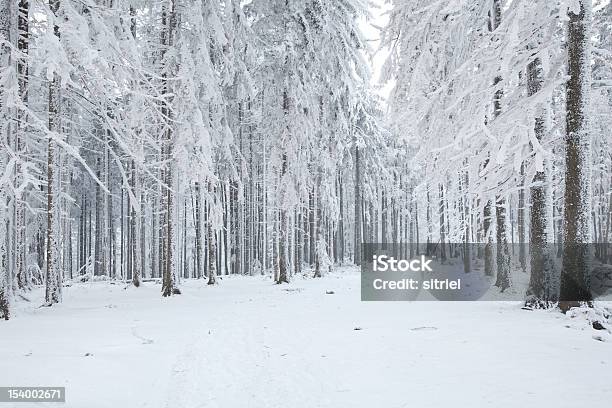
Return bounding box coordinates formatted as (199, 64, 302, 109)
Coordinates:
(283, 288, 303, 293)
(410, 326, 438, 331)
(131, 328, 154, 345)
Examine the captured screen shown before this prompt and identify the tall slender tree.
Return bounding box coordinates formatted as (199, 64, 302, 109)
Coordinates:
(525, 54, 556, 307)
(559, 0, 593, 311)
(0, 0, 12, 320)
(45, 0, 62, 306)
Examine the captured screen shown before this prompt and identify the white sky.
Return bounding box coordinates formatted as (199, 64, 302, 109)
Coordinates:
(359, 0, 394, 102)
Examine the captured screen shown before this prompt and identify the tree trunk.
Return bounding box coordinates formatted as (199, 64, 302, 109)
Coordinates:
(354, 145, 362, 265)
(45, 0, 62, 305)
(195, 182, 203, 279)
(0, 0, 11, 319)
(277, 153, 289, 284)
(131, 161, 141, 287)
(151, 195, 158, 278)
(488, 0, 510, 288)
(560, 0, 593, 310)
(381, 190, 387, 243)
(518, 164, 526, 272)
(483, 193, 494, 276)
(308, 187, 315, 266)
(106, 125, 116, 279)
(161, 0, 177, 296)
(525, 54, 556, 307)
(439, 184, 447, 261)
(426, 188, 433, 256)
(462, 169, 471, 273)
(338, 174, 345, 264)
(313, 180, 322, 278)
(94, 157, 103, 276)
(207, 184, 218, 285)
(277, 89, 290, 284)
(14, 0, 29, 290)
(140, 190, 146, 279)
(495, 197, 510, 291)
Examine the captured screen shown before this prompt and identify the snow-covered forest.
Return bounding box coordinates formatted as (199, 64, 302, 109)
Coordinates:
(380, 0, 612, 308)
(0, 0, 389, 312)
(0, 0, 611, 314)
(1, 1, 612, 406)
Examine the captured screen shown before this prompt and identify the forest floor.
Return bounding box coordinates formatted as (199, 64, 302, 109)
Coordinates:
(1, 267, 612, 408)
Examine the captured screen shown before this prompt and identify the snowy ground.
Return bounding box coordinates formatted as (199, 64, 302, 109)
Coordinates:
(1, 267, 611, 408)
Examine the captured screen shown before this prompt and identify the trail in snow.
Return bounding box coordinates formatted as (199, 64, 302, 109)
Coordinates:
(1, 267, 611, 408)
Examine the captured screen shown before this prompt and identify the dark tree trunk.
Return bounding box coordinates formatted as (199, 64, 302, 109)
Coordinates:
(495, 197, 511, 291)
(45, 0, 62, 306)
(131, 161, 141, 287)
(559, 0, 593, 310)
(354, 146, 362, 265)
(439, 184, 447, 261)
(14, 0, 29, 291)
(160, 0, 177, 296)
(525, 55, 556, 308)
(518, 164, 527, 273)
(94, 157, 103, 276)
(195, 182, 203, 279)
(277, 156, 289, 284)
